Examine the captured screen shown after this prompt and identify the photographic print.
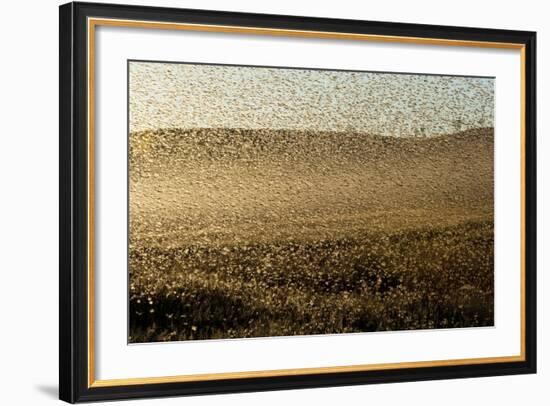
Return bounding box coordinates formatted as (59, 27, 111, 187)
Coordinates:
(128, 61, 494, 343)
(60, 5, 536, 401)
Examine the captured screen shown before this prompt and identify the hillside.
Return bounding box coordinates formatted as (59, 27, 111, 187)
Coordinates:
(128, 127, 494, 341)
(129, 127, 493, 247)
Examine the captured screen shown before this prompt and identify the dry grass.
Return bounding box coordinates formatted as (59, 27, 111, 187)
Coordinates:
(129, 219, 493, 342)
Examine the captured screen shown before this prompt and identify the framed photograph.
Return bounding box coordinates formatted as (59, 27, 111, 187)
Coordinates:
(59, 2, 536, 403)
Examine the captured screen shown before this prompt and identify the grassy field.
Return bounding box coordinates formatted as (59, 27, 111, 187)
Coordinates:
(129, 219, 493, 342)
(128, 128, 494, 343)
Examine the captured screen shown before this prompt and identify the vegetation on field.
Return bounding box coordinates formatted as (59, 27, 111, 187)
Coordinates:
(129, 220, 493, 342)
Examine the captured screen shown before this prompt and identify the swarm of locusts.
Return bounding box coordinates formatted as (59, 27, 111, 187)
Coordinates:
(128, 127, 494, 342)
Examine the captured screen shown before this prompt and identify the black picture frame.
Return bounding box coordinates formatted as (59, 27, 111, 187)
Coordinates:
(60, 1, 536, 403)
